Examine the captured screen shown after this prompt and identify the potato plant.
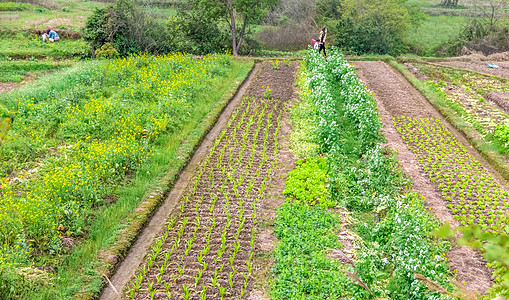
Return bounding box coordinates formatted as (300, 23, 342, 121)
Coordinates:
(125, 94, 285, 299)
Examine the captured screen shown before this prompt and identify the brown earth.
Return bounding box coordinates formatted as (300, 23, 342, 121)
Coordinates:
(485, 91, 509, 115)
(352, 61, 494, 295)
(249, 63, 300, 300)
(0, 82, 21, 93)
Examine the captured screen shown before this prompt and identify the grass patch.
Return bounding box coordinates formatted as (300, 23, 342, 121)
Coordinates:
(0, 60, 74, 82)
(404, 15, 466, 56)
(0, 35, 88, 60)
(0, 54, 253, 299)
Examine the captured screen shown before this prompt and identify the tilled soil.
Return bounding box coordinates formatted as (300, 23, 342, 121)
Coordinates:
(411, 62, 509, 134)
(353, 61, 494, 294)
(434, 61, 509, 80)
(107, 61, 297, 300)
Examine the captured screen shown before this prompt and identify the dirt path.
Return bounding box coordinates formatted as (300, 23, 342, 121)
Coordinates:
(352, 61, 494, 294)
(101, 61, 298, 299)
(100, 63, 259, 300)
(0, 82, 20, 93)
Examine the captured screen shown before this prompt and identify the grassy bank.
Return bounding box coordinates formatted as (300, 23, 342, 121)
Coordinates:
(0, 59, 74, 82)
(0, 35, 88, 60)
(0, 54, 253, 298)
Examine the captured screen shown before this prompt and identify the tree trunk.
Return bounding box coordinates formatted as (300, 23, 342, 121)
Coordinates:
(227, 0, 238, 56)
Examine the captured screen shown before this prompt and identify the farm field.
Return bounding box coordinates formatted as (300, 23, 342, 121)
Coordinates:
(108, 60, 296, 299)
(0, 53, 253, 298)
(102, 49, 504, 300)
(353, 60, 509, 295)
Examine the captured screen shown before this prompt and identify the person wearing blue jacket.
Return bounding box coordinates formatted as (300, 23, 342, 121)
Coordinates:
(42, 29, 59, 42)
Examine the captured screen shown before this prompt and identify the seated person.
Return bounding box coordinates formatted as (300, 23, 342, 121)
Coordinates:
(42, 29, 59, 42)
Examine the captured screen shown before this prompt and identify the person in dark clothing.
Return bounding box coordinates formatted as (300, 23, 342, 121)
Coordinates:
(318, 27, 327, 57)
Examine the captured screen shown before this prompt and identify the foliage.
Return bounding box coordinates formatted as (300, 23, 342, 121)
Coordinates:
(189, 0, 279, 55)
(0, 53, 234, 297)
(286, 48, 454, 298)
(494, 124, 509, 148)
(166, 12, 229, 55)
(336, 0, 424, 55)
(82, 7, 110, 56)
(289, 63, 319, 157)
(272, 202, 368, 299)
(83, 0, 170, 57)
(0, 2, 32, 11)
(94, 42, 119, 59)
(284, 157, 329, 206)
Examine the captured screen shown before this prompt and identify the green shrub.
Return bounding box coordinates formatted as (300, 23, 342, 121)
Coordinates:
(95, 43, 119, 59)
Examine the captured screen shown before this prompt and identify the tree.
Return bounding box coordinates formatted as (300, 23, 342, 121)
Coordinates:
(191, 0, 279, 56)
(476, 0, 508, 27)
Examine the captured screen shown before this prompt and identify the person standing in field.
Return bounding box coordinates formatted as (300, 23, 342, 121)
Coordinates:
(318, 27, 327, 57)
(42, 29, 60, 42)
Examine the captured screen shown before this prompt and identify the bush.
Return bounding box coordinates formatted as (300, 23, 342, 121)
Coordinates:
(334, 0, 419, 55)
(83, 0, 171, 57)
(95, 43, 119, 59)
(167, 13, 229, 55)
(258, 22, 314, 51)
(336, 16, 406, 55)
(434, 19, 509, 56)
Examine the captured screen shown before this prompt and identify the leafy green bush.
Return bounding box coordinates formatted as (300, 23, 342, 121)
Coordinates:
(284, 157, 329, 206)
(95, 43, 119, 59)
(83, 0, 170, 57)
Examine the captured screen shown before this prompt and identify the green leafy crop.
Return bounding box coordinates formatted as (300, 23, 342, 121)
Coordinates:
(284, 157, 329, 206)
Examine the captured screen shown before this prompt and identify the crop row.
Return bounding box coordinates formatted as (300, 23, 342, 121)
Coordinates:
(126, 94, 285, 299)
(270, 48, 452, 299)
(394, 116, 508, 230)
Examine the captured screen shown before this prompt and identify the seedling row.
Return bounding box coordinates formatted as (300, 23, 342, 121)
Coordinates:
(125, 94, 285, 299)
(394, 116, 509, 230)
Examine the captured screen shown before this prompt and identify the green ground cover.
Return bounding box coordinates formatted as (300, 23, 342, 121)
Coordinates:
(0, 59, 73, 82)
(272, 48, 454, 299)
(404, 16, 466, 56)
(0, 35, 88, 59)
(0, 53, 252, 298)
(0, 0, 105, 31)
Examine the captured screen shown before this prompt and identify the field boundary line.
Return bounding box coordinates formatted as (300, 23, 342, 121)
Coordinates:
(99, 61, 259, 299)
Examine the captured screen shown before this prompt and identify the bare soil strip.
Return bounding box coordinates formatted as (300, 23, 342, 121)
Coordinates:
(352, 61, 493, 294)
(101, 63, 259, 300)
